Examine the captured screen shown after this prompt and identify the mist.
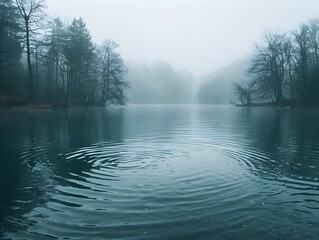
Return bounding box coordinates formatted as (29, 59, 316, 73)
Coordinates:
(197, 58, 249, 104)
(2, 1, 319, 239)
(42, 0, 319, 106)
(46, 0, 319, 76)
(126, 61, 193, 104)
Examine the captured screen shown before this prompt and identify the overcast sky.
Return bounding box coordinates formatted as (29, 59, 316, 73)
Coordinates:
(46, 0, 319, 76)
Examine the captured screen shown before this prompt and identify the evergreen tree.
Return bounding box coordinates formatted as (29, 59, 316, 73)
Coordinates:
(61, 18, 95, 105)
(0, 0, 22, 93)
(45, 17, 65, 100)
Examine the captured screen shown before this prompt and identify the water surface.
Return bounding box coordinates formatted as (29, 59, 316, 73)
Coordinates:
(0, 105, 318, 240)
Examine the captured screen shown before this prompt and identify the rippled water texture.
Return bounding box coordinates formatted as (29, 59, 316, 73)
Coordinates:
(0, 105, 318, 240)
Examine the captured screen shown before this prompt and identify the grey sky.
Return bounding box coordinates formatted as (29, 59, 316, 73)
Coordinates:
(46, 0, 319, 76)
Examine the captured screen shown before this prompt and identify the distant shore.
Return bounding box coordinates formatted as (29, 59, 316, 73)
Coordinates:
(233, 99, 318, 108)
(0, 95, 104, 110)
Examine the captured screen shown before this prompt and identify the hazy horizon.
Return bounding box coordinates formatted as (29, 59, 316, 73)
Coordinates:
(46, 0, 319, 76)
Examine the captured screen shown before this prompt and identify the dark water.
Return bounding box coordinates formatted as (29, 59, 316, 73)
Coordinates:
(0, 105, 318, 240)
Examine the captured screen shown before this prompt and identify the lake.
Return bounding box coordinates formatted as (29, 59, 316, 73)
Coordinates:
(0, 105, 318, 240)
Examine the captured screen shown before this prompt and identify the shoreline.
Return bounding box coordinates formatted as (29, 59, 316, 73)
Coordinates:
(233, 99, 318, 108)
(0, 94, 108, 110)
(0, 102, 106, 111)
(1, 99, 318, 111)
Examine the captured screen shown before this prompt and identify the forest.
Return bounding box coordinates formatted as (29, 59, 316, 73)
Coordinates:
(2, 0, 319, 108)
(234, 19, 319, 106)
(0, 0, 128, 107)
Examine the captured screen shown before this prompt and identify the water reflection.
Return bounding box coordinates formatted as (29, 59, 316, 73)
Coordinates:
(240, 108, 319, 181)
(196, 106, 319, 181)
(195, 106, 319, 239)
(0, 105, 318, 239)
(0, 107, 125, 238)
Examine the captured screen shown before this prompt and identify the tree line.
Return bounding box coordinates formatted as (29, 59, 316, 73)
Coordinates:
(234, 19, 319, 106)
(0, 0, 129, 107)
(197, 59, 247, 104)
(127, 61, 193, 104)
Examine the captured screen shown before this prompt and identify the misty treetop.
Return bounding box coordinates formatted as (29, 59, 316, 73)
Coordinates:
(0, 0, 129, 107)
(234, 19, 319, 106)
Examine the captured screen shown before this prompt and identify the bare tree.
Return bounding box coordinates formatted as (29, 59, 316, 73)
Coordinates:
(292, 24, 310, 102)
(14, 0, 45, 99)
(232, 81, 255, 105)
(283, 37, 298, 99)
(98, 40, 128, 105)
(308, 19, 319, 69)
(248, 31, 287, 103)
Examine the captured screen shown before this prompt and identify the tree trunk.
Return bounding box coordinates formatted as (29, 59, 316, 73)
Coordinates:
(26, 21, 33, 100)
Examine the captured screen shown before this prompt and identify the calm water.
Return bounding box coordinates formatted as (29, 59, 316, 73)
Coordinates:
(0, 105, 318, 240)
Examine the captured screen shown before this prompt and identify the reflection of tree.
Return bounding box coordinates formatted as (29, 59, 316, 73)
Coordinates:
(197, 106, 319, 181)
(65, 108, 124, 148)
(0, 113, 51, 237)
(241, 108, 319, 180)
(0, 107, 124, 237)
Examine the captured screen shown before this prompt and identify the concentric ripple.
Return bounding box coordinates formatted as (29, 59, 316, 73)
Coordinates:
(1, 105, 319, 240)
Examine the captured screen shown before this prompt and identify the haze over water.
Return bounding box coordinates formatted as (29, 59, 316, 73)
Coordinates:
(1, 105, 318, 239)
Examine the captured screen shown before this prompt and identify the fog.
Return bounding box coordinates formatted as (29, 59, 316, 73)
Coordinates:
(2, 1, 319, 238)
(197, 58, 249, 104)
(46, 0, 319, 76)
(126, 61, 193, 104)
